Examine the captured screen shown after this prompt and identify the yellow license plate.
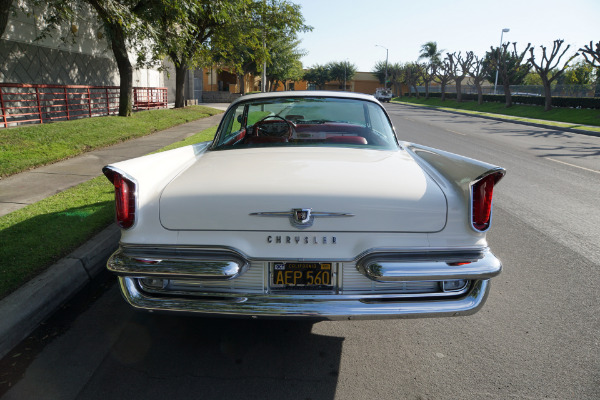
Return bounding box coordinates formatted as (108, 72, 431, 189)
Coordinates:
(271, 262, 333, 289)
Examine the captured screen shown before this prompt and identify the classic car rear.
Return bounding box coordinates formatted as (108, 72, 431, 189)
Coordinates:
(104, 91, 505, 320)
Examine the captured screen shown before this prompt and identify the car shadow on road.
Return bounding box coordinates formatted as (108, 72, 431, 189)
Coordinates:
(81, 311, 344, 400)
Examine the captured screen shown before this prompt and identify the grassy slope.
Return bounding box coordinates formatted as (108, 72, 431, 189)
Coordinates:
(0, 126, 217, 299)
(0, 106, 222, 177)
(394, 97, 600, 131)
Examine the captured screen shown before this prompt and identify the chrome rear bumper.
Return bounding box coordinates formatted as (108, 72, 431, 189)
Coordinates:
(117, 277, 491, 320)
(107, 246, 501, 320)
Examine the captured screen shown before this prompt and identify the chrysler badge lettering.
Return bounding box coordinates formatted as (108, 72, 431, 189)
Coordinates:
(267, 235, 337, 244)
(250, 209, 354, 229)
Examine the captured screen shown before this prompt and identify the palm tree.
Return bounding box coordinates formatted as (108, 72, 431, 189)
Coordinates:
(418, 41, 444, 66)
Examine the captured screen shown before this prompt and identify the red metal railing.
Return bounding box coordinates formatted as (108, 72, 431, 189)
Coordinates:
(0, 83, 168, 128)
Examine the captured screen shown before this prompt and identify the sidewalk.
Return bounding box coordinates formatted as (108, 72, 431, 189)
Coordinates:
(0, 106, 227, 217)
(0, 106, 227, 359)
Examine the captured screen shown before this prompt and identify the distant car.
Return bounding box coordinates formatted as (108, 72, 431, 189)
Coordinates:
(103, 91, 505, 320)
(512, 92, 542, 97)
(374, 88, 393, 102)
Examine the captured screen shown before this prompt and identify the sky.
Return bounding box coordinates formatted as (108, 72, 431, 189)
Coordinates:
(293, 0, 599, 72)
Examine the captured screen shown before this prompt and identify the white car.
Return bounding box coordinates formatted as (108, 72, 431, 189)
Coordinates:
(374, 88, 393, 102)
(104, 91, 505, 320)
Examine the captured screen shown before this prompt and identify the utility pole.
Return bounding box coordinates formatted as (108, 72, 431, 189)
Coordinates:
(376, 44, 389, 88)
(494, 28, 510, 95)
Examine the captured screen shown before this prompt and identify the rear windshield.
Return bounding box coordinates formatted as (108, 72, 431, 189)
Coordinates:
(212, 97, 398, 150)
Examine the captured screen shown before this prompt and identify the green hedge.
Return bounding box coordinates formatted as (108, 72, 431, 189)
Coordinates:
(420, 92, 600, 109)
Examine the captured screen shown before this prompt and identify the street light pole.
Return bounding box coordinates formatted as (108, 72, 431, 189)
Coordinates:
(343, 59, 349, 91)
(376, 44, 388, 88)
(494, 28, 510, 95)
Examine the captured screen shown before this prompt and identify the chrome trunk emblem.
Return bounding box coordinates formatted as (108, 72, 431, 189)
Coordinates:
(293, 208, 312, 225)
(250, 209, 354, 229)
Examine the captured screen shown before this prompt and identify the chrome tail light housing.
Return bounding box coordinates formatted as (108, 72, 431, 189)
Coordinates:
(470, 169, 505, 232)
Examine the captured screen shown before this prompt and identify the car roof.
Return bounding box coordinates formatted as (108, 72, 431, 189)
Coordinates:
(230, 91, 379, 107)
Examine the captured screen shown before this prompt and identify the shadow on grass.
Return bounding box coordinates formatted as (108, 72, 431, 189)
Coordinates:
(0, 201, 114, 299)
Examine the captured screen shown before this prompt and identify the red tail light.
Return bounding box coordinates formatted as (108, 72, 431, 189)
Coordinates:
(103, 168, 136, 229)
(471, 170, 504, 232)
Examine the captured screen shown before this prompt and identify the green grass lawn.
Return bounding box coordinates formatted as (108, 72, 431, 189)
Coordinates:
(0, 105, 222, 177)
(394, 97, 600, 131)
(0, 126, 217, 299)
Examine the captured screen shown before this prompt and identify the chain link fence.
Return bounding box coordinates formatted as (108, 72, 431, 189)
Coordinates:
(416, 84, 600, 98)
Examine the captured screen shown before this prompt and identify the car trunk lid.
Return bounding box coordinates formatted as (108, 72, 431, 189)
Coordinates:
(159, 147, 447, 233)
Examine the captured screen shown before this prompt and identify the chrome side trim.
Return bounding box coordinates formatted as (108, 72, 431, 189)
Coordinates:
(357, 248, 501, 281)
(117, 277, 491, 320)
(107, 248, 247, 280)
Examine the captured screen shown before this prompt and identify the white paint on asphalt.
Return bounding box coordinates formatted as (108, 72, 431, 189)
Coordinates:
(545, 157, 600, 174)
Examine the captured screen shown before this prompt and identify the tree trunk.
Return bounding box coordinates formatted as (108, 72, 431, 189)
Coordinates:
(174, 62, 188, 108)
(413, 84, 419, 99)
(0, 0, 11, 39)
(424, 82, 430, 99)
(503, 82, 512, 108)
(455, 78, 463, 102)
(475, 83, 483, 105)
(543, 80, 552, 111)
(441, 82, 447, 101)
(108, 23, 133, 116)
(238, 74, 245, 94)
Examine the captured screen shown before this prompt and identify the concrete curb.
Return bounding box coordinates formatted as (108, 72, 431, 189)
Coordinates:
(0, 224, 120, 359)
(395, 101, 600, 138)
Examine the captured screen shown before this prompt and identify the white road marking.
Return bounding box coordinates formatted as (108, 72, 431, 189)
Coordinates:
(448, 129, 466, 136)
(545, 157, 600, 174)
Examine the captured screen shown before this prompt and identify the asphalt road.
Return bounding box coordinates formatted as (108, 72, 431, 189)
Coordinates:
(3, 103, 599, 399)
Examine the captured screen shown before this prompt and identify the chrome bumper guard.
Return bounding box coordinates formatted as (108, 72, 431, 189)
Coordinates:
(107, 247, 247, 280)
(357, 249, 501, 281)
(107, 246, 501, 320)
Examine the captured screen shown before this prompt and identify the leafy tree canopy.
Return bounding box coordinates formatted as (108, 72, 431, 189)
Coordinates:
(303, 64, 331, 90)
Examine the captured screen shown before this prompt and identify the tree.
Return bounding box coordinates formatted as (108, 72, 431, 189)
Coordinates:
(147, 1, 246, 108)
(579, 41, 600, 68)
(578, 41, 600, 96)
(528, 39, 576, 111)
(265, 36, 306, 91)
(447, 51, 473, 102)
(372, 60, 388, 86)
(304, 64, 330, 90)
(210, 16, 259, 94)
(253, 0, 310, 92)
(559, 60, 595, 84)
(434, 58, 453, 101)
(523, 72, 544, 85)
(469, 52, 490, 105)
(37, 0, 158, 116)
(387, 62, 405, 97)
(488, 42, 532, 107)
(210, 0, 309, 94)
(328, 61, 356, 90)
(0, 0, 14, 38)
(417, 62, 436, 99)
(483, 49, 530, 86)
(404, 63, 422, 98)
(418, 41, 444, 65)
